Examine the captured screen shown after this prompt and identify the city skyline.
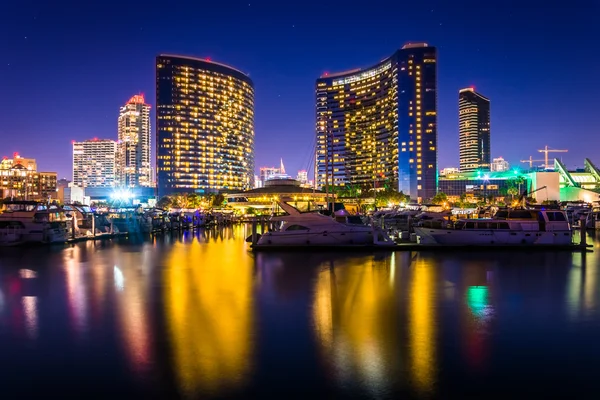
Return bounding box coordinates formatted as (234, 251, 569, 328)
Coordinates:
(1, 2, 598, 180)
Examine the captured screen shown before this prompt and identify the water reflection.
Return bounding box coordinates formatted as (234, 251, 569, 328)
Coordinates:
(567, 252, 599, 321)
(113, 245, 156, 378)
(312, 255, 404, 396)
(3, 228, 600, 398)
(408, 258, 436, 394)
(164, 230, 254, 397)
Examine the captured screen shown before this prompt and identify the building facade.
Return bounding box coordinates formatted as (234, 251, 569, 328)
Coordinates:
(117, 94, 152, 188)
(0, 154, 57, 200)
(490, 156, 509, 172)
(459, 88, 491, 172)
(72, 139, 117, 187)
(259, 166, 280, 184)
(156, 55, 255, 197)
(439, 170, 527, 200)
(315, 43, 437, 202)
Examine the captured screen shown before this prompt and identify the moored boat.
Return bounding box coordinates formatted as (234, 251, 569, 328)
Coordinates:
(413, 209, 572, 246)
(251, 202, 395, 247)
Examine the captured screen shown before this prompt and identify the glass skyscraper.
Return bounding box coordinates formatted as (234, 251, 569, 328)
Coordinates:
(458, 88, 491, 172)
(156, 55, 255, 197)
(315, 43, 437, 202)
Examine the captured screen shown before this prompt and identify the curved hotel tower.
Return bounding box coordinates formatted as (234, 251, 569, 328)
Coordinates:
(316, 43, 437, 202)
(156, 55, 255, 197)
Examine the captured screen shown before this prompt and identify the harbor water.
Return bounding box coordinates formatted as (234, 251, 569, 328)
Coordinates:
(1, 225, 600, 398)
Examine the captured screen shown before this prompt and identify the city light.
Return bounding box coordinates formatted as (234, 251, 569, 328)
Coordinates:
(111, 188, 133, 200)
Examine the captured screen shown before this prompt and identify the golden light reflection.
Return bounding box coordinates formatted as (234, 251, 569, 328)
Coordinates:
(312, 259, 399, 394)
(566, 253, 597, 320)
(164, 236, 254, 397)
(409, 258, 436, 393)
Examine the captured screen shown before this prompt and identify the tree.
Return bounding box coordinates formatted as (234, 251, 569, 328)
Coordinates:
(431, 192, 448, 205)
(212, 193, 225, 207)
(245, 206, 257, 215)
(156, 196, 173, 209)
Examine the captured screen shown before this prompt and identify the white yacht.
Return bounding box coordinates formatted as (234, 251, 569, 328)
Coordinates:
(0, 201, 69, 244)
(253, 202, 395, 247)
(413, 209, 572, 246)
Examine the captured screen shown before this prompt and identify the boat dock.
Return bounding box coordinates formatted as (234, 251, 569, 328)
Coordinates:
(250, 242, 593, 252)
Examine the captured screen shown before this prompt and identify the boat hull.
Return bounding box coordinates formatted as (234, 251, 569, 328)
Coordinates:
(256, 229, 378, 246)
(413, 227, 573, 246)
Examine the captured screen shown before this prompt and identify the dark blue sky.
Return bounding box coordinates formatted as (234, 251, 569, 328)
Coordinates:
(1, 0, 598, 179)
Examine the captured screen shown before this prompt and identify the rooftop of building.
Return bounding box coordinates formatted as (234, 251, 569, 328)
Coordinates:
(440, 169, 527, 180)
(401, 42, 429, 49)
(459, 87, 490, 101)
(157, 54, 250, 78)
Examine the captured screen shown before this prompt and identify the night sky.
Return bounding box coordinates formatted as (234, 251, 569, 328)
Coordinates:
(1, 0, 598, 180)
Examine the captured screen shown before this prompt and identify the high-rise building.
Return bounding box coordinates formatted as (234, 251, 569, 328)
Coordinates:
(459, 87, 491, 172)
(316, 43, 437, 202)
(0, 154, 57, 200)
(156, 55, 255, 197)
(490, 157, 509, 172)
(117, 94, 152, 188)
(72, 139, 117, 187)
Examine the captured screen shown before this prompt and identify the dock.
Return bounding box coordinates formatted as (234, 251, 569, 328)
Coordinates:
(250, 243, 593, 253)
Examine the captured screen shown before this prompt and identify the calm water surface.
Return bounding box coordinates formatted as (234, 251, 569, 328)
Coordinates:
(1, 226, 600, 399)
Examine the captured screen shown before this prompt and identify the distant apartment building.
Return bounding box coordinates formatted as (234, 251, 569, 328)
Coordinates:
(490, 157, 510, 172)
(296, 170, 308, 184)
(72, 139, 117, 187)
(459, 88, 491, 172)
(259, 166, 280, 184)
(117, 94, 152, 188)
(440, 167, 460, 176)
(0, 153, 57, 200)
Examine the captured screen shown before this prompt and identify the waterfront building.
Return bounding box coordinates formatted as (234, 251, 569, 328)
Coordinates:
(226, 176, 329, 213)
(490, 157, 509, 172)
(316, 43, 437, 202)
(117, 94, 152, 188)
(438, 169, 525, 201)
(0, 153, 57, 200)
(156, 55, 255, 197)
(72, 139, 117, 188)
(459, 88, 491, 172)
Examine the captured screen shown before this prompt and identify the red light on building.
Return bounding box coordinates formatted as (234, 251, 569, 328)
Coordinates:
(71, 140, 76, 144)
(205, 57, 211, 62)
(13, 152, 19, 158)
(127, 94, 146, 104)
(2, 156, 7, 160)
(324, 72, 329, 76)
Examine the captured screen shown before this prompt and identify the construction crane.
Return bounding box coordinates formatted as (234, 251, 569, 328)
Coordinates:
(538, 145, 568, 169)
(520, 156, 546, 169)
